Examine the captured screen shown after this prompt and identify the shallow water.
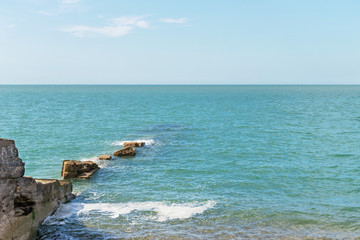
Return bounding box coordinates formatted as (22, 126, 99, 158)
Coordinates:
(1, 85, 360, 239)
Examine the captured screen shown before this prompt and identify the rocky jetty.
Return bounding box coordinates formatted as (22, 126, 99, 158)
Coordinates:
(61, 160, 100, 179)
(0, 138, 75, 240)
(123, 141, 145, 148)
(98, 154, 112, 160)
(113, 146, 136, 157)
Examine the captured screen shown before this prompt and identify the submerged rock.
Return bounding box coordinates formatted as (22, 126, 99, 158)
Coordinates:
(0, 138, 75, 240)
(113, 146, 136, 157)
(98, 154, 112, 160)
(123, 142, 145, 148)
(61, 160, 100, 179)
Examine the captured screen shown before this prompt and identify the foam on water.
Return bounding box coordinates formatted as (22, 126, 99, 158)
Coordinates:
(43, 201, 216, 224)
(42, 203, 84, 225)
(79, 156, 110, 168)
(79, 200, 216, 221)
(112, 139, 155, 146)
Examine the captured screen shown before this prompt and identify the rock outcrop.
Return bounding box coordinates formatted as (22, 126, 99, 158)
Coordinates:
(113, 146, 136, 157)
(98, 154, 112, 160)
(61, 160, 99, 179)
(0, 138, 75, 240)
(123, 142, 145, 148)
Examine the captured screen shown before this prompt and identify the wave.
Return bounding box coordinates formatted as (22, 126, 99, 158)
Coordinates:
(42, 203, 83, 225)
(112, 139, 155, 147)
(79, 156, 109, 168)
(79, 201, 216, 221)
(43, 200, 216, 224)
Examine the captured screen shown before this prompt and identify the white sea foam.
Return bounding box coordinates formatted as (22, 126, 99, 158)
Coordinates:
(44, 201, 216, 224)
(79, 156, 109, 168)
(42, 203, 83, 225)
(78, 200, 216, 221)
(112, 139, 155, 147)
(79, 156, 98, 162)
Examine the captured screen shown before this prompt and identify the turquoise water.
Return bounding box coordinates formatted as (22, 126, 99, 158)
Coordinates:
(1, 85, 360, 239)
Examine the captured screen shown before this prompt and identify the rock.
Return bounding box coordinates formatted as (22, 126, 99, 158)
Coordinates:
(61, 160, 100, 179)
(113, 146, 136, 157)
(76, 161, 98, 174)
(61, 161, 77, 179)
(0, 138, 25, 179)
(98, 154, 112, 160)
(123, 142, 145, 148)
(0, 138, 75, 240)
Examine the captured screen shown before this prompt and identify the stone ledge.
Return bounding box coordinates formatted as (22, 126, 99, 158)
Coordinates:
(61, 160, 100, 179)
(0, 138, 75, 240)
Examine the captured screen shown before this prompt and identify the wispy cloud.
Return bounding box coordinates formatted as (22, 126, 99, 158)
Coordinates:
(60, 16, 150, 37)
(60, 0, 82, 12)
(160, 17, 187, 24)
(38, 0, 82, 16)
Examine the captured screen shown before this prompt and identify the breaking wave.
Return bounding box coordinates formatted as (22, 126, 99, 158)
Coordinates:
(79, 156, 109, 168)
(43, 200, 216, 224)
(112, 139, 155, 146)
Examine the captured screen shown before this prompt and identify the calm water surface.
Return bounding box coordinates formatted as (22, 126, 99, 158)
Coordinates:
(1, 85, 359, 239)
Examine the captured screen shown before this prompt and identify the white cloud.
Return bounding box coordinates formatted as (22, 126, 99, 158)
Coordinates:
(160, 18, 187, 24)
(38, 0, 82, 15)
(7, 24, 16, 29)
(60, 16, 150, 37)
(60, 0, 81, 12)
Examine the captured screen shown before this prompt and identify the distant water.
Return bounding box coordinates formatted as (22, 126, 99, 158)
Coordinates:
(1, 85, 360, 239)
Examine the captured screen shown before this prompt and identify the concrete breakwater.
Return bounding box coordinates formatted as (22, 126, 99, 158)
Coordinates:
(0, 139, 75, 240)
(61, 142, 144, 179)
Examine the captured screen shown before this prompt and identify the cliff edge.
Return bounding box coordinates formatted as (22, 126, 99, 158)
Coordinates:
(0, 138, 75, 240)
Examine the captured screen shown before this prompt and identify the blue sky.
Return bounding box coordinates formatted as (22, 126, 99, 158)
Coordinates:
(1, 0, 360, 84)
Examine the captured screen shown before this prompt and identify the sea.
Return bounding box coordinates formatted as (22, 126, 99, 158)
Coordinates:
(0, 85, 359, 239)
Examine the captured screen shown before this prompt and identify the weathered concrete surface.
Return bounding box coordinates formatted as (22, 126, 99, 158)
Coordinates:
(61, 160, 100, 179)
(0, 139, 75, 240)
(113, 146, 136, 157)
(98, 154, 112, 160)
(123, 142, 145, 148)
(0, 138, 25, 179)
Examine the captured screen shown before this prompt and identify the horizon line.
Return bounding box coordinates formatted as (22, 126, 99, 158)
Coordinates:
(1, 83, 360, 86)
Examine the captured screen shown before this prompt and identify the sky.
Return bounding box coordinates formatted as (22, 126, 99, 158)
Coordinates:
(1, 0, 360, 84)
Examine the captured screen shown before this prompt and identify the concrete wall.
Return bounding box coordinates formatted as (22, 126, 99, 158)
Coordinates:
(0, 139, 75, 240)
